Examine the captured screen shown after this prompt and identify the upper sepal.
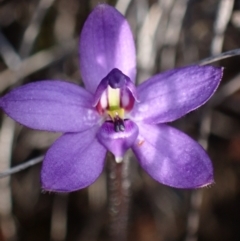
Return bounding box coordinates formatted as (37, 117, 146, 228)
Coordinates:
(79, 4, 136, 94)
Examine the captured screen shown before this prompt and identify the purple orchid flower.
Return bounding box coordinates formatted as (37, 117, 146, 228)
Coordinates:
(0, 4, 223, 192)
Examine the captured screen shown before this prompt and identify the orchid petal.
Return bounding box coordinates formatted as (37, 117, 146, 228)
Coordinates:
(79, 4, 136, 94)
(97, 120, 138, 162)
(41, 126, 107, 192)
(0, 81, 100, 132)
(131, 65, 223, 123)
(132, 123, 213, 188)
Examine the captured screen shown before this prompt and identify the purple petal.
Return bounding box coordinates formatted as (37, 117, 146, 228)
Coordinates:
(97, 120, 138, 162)
(41, 126, 107, 192)
(79, 4, 136, 94)
(0, 81, 101, 132)
(132, 123, 213, 188)
(131, 65, 223, 123)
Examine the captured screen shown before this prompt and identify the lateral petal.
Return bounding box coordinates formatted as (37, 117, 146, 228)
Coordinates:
(41, 126, 107, 192)
(79, 4, 136, 94)
(131, 65, 223, 123)
(132, 123, 214, 188)
(0, 81, 100, 132)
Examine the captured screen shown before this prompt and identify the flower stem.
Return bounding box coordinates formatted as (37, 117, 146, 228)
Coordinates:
(107, 154, 131, 241)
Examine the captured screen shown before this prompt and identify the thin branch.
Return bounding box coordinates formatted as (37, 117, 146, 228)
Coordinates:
(185, 110, 213, 241)
(19, 0, 56, 58)
(198, 48, 240, 65)
(0, 116, 16, 240)
(0, 38, 77, 92)
(116, 0, 132, 15)
(211, 0, 234, 55)
(137, 2, 162, 81)
(0, 155, 44, 178)
(0, 31, 21, 70)
(160, 0, 188, 70)
(184, 189, 204, 241)
(51, 194, 68, 241)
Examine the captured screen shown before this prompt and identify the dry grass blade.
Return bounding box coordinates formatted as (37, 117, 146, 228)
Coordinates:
(0, 116, 16, 240)
(0, 155, 44, 179)
(211, 0, 234, 55)
(0, 32, 21, 70)
(19, 0, 56, 58)
(198, 48, 240, 65)
(0, 38, 77, 92)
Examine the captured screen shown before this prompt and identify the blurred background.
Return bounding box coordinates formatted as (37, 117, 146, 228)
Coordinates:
(0, 0, 240, 240)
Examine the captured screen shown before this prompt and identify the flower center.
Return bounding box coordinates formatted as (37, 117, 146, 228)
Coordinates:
(94, 68, 137, 132)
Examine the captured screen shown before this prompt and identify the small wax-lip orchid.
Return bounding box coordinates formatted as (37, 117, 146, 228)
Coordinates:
(0, 4, 223, 192)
